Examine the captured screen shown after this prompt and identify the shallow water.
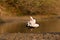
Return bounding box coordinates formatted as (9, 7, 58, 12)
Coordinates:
(0, 17, 60, 33)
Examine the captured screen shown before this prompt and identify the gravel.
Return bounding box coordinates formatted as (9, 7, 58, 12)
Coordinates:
(0, 32, 60, 40)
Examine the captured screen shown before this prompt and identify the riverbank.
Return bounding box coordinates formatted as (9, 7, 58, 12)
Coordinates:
(0, 32, 60, 40)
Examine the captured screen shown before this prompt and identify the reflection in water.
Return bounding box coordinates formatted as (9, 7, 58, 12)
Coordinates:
(0, 18, 60, 33)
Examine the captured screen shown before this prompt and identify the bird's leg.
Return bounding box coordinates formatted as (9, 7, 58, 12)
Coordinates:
(30, 28, 33, 32)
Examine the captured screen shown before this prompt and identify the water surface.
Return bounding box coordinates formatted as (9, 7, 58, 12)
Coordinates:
(0, 17, 60, 33)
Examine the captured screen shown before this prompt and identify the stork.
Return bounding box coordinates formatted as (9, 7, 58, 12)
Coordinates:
(27, 16, 39, 28)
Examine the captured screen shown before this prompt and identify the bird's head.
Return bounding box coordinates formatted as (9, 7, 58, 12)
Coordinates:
(30, 16, 33, 20)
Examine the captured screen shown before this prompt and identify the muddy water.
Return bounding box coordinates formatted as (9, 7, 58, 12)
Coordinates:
(0, 17, 60, 33)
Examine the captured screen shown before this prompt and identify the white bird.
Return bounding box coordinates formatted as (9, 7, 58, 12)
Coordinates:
(27, 16, 39, 28)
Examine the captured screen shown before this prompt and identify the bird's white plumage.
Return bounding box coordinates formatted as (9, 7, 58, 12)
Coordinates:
(27, 16, 39, 27)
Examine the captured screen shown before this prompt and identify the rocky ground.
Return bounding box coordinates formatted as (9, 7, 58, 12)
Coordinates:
(0, 32, 60, 40)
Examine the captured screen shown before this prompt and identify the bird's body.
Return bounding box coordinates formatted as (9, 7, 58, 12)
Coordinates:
(27, 16, 39, 28)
